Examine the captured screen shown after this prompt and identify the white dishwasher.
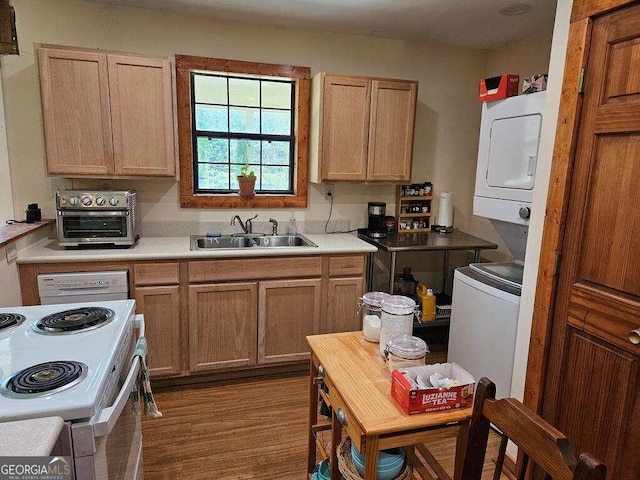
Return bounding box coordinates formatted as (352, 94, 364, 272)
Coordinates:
(447, 263, 522, 399)
(37, 270, 129, 304)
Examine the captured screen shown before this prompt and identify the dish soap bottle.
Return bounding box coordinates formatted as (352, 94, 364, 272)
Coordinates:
(286, 211, 298, 234)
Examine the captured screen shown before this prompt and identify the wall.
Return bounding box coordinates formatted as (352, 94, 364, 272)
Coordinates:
(512, 0, 572, 400)
(2, 0, 489, 239)
(0, 70, 14, 222)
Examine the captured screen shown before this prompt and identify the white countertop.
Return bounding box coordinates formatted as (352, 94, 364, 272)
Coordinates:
(17, 234, 377, 264)
(0, 416, 64, 456)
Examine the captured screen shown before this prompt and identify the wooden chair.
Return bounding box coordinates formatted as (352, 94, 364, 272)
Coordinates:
(461, 377, 606, 480)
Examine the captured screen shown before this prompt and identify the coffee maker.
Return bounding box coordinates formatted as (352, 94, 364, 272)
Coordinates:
(367, 202, 387, 238)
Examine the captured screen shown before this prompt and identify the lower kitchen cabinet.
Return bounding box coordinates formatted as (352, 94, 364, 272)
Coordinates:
(188, 282, 258, 373)
(258, 278, 322, 364)
(134, 285, 182, 378)
(325, 276, 364, 334)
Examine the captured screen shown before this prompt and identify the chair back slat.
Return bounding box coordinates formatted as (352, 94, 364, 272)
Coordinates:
(482, 398, 575, 480)
(461, 377, 606, 480)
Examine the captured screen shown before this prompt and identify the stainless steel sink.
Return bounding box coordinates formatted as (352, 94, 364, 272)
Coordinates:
(251, 235, 317, 248)
(190, 234, 317, 250)
(190, 236, 254, 250)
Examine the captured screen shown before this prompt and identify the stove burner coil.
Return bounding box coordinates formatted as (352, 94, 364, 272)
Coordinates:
(1, 360, 88, 397)
(33, 307, 115, 334)
(0, 313, 26, 331)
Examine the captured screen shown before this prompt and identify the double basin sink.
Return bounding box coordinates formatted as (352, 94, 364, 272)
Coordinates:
(190, 233, 317, 251)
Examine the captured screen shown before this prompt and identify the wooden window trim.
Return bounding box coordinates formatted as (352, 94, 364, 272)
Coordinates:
(176, 55, 310, 208)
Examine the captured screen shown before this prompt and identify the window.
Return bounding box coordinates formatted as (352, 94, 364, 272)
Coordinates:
(176, 55, 311, 208)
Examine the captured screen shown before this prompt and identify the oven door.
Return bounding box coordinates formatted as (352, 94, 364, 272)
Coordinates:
(57, 210, 134, 246)
(72, 316, 145, 480)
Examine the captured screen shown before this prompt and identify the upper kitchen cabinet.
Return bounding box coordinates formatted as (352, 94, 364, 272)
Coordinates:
(37, 47, 176, 178)
(309, 73, 418, 183)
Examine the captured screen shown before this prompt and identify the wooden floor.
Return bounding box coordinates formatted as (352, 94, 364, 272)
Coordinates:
(142, 370, 509, 480)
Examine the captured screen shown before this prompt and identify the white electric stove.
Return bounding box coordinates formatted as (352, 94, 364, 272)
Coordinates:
(0, 299, 145, 480)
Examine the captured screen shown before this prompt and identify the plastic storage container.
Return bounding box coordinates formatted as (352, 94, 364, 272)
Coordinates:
(384, 335, 429, 372)
(379, 295, 418, 355)
(358, 291, 391, 343)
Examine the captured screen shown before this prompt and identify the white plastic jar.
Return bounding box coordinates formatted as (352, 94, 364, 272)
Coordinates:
(384, 335, 429, 372)
(358, 291, 391, 343)
(378, 295, 418, 356)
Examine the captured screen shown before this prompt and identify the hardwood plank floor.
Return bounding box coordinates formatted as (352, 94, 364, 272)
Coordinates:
(143, 371, 508, 479)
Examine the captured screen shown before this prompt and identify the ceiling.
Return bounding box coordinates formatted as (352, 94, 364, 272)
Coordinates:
(84, 0, 558, 50)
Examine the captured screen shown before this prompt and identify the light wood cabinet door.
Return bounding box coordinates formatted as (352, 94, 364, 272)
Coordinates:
(258, 278, 322, 365)
(321, 75, 370, 181)
(108, 55, 175, 176)
(324, 276, 364, 334)
(367, 80, 416, 182)
(189, 283, 258, 373)
(38, 48, 114, 175)
(134, 285, 182, 378)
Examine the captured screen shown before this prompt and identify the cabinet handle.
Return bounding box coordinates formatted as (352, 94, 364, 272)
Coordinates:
(317, 364, 325, 377)
(630, 329, 640, 345)
(336, 408, 348, 427)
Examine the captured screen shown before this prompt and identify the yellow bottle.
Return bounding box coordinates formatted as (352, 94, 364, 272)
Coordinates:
(417, 284, 437, 322)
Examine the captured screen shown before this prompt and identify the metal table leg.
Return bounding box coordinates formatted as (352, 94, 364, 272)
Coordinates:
(442, 250, 450, 294)
(366, 252, 374, 291)
(389, 251, 397, 294)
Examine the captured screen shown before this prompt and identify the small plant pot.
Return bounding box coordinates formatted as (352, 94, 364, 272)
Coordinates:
(237, 175, 256, 199)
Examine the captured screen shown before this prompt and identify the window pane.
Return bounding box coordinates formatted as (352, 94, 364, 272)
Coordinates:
(230, 107, 260, 133)
(197, 163, 229, 190)
(262, 141, 290, 165)
(261, 166, 290, 191)
(197, 137, 228, 162)
(262, 109, 291, 135)
(230, 164, 260, 190)
(262, 81, 291, 109)
(229, 78, 260, 107)
(196, 105, 228, 132)
(230, 139, 261, 164)
(194, 75, 227, 104)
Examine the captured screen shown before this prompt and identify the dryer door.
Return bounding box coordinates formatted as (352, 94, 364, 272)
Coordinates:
(486, 113, 542, 190)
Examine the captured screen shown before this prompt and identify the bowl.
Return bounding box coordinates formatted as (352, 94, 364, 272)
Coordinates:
(350, 444, 405, 479)
(316, 459, 345, 480)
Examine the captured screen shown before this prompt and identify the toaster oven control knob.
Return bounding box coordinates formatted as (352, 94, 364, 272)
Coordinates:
(109, 196, 119, 206)
(81, 196, 93, 206)
(68, 196, 79, 206)
(95, 196, 106, 206)
(518, 206, 531, 220)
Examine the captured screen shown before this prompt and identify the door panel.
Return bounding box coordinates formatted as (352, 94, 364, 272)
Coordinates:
(543, 4, 640, 480)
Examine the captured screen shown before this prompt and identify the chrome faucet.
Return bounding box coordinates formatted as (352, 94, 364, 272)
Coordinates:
(269, 218, 278, 235)
(231, 214, 258, 234)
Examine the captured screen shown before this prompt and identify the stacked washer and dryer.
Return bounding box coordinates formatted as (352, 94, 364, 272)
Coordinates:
(448, 91, 545, 400)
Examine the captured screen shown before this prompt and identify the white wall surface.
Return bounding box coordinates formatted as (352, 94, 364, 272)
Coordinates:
(0, 70, 15, 222)
(2, 0, 490, 239)
(511, 0, 572, 401)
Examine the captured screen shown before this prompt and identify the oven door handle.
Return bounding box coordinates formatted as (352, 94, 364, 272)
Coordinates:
(94, 315, 146, 437)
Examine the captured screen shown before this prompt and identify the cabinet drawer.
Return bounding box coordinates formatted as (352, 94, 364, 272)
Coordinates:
(189, 256, 323, 282)
(134, 262, 180, 285)
(329, 255, 365, 276)
(324, 374, 364, 450)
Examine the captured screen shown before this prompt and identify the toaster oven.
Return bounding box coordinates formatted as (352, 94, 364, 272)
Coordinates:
(56, 190, 140, 247)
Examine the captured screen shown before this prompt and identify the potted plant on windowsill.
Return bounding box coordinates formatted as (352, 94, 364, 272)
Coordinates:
(237, 164, 256, 199)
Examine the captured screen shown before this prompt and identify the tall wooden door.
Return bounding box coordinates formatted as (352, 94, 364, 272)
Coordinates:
(542, 4, 640, 479)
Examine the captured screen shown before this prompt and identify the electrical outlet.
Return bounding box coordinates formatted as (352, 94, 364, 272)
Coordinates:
(325, 184, 334, 199)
